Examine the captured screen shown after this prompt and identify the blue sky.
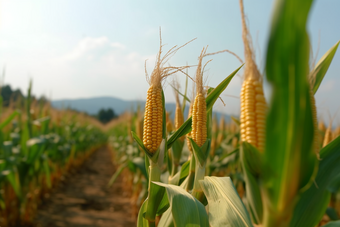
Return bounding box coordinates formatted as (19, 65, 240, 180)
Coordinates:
(0, 0, 339, 123)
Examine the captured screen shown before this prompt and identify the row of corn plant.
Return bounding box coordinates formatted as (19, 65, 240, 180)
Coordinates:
(106, 0, 340, 226)
(0, 81, 107, 227)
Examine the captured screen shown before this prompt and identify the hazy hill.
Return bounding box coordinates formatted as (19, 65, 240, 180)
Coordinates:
(51, 96, 232, 121)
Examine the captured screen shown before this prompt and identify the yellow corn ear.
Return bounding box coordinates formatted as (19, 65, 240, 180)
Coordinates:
(143, 85, 163, 153)
(166, 111, 173, 133)
(240, 78, 266, 152)
(323, 125, 332, 147)
(318, 120, 326, 132)
(175, 104, 184, 130)
(175, 104, 184, 141)
(192, 93, 207, 147)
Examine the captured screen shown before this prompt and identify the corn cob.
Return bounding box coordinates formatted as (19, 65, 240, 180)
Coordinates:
(173, 81, 184, 141)
(175, 104, 184, 130)
(192, 92, 207, 147)
(143, 85, 163, 153)
(186, 81, 196, 152)
(166, 111, 174, 133)
(191, 48, 208, 147)
(240, 78, 266, 151)
(142, 34, 192, 154)
(239, 0, 266, 152)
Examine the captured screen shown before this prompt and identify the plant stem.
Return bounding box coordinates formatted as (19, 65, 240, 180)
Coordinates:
(186, 154, 196, 191)
(145, 160, 162, 226)
(192, 158, 206, 202)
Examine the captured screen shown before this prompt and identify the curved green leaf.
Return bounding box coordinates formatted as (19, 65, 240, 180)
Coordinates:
(0, 111, 19, 130)
(290, 135, 340, 227)
(240, 142, 263, 224)
(264, 0, 318, 225)
(137, 200, 148, 227)
(153, 182, 209, 227)
(321, 220, 340, 227)
(312, 40, 340, 94)
(200, 176, 253, 227)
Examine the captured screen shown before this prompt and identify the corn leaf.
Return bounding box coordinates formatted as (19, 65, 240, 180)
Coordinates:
(240, 142, 263, 224)
(167, 117, 192, 149)
(168, 160, 190, 186)
(290, 135, 340, 227)
(42, 155, 51, 188)
(188, 138, 210, 167)
(131, 131, 153, 158)
(320, 221, 340, 227)
(312, 40, 340, 94)
(108, 163, 128, 187)
(153, 182, 209, 227)
(231, 116, 240, 126)
(170, 83, 191, 103)
(137, 200, 148, 227)
(263, 0, 318, 225)
(205, 64, 243, 112)
(199, 176, 253, 227)
(326, 207, 339, 221)
(158, 207, 174, 227)
(2, 168, 22, 199)
(0, 111, 19, 130)
(132, 157, 148, 181)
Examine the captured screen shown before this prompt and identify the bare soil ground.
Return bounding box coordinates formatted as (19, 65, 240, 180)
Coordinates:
(33, 147, 136, 227)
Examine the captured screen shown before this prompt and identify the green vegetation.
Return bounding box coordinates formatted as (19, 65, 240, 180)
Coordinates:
(0, 82, 107, 226)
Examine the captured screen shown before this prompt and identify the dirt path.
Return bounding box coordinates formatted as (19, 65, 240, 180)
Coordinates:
(34, 147, 136, 227)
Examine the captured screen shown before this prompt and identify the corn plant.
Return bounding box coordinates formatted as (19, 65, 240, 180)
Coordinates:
(0, 82, 107, 226)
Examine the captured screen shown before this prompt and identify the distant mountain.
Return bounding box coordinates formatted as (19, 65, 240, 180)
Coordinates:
(51, 96, 233, 121)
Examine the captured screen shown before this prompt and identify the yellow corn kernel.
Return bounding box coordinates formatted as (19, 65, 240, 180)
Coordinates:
(240, 78, 266, 152)
(143, 85, 163, 153)
(175, 104, 184, 130)
(192, 93, 207, 147)
(166, 111, 173, 133)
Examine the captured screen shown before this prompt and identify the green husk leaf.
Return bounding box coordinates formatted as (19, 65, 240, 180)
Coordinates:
(290, 135, 340, 227)
(153, 182, 209, 227)
(137, 200, 148, 227)
(240, 142, 263, 224)
(200, 176, 253, 227)
(311, 40, 340, 94)
(188, 138, 208, 167)
(131, 131, 153, 158)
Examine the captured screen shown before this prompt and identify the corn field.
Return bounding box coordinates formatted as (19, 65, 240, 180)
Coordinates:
(108, 0, 340, 226)
(1, 0, 339, 226)
(0, 81, 107, 226)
